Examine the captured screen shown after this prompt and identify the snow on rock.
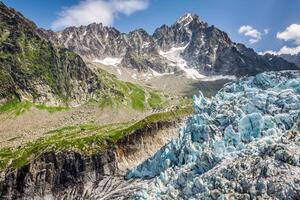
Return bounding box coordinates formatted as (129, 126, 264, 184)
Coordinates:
(177, 13, 195, 27)
(132, 73, 137, 80)
(116, 68, 122, 75)
(201, 75, 236, 81)
(93, 57, 122, 66)
(64, 33, 74, 47)
(127, 71, 300, 199)
(159, 45, 205, 80)
(150, 69, 174, 77)
(142, 42, 150, 49)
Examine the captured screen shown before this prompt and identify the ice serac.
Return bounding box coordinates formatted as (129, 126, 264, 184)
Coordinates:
(127, 70, 300, 199)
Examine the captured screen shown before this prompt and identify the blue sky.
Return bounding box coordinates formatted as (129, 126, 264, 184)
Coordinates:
(2, 0, 300, 53)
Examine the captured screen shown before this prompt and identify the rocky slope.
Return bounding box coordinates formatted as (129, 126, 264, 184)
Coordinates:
(0, 2, 105, 106)
(42, 14, 298, 78)
(280, 53, 300, 66)
(128, 70, 300, 199)
(42, 24, 170, 74)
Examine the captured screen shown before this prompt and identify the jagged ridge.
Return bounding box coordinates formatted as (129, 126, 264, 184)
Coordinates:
(42, 13, 298, 77)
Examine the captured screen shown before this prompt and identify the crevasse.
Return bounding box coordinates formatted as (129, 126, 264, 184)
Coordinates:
(127, 71, 300, 199)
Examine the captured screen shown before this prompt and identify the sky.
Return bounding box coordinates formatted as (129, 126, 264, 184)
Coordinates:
(2, 0, 300, 54)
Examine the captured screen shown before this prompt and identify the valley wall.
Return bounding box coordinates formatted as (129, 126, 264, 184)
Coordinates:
(0, 118, 184, 199)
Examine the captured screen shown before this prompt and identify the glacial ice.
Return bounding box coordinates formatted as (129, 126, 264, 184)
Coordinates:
(127, 71, 300, 199)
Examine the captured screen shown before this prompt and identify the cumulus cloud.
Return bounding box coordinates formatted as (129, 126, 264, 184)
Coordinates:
(261, 45, 300, 56)
(51, 0, 149, 30)
(262, 24, 300, 55)
(238, 25, 266, 44)
(276, 24, 300, 45)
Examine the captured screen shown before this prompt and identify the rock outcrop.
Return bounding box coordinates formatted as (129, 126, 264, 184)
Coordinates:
(0, 150, 117, 199)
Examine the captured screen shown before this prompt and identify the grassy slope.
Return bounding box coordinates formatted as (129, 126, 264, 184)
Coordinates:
(95, 69, 166, 111)
(0, 18, 92, 101)
(0, 68, 167, 116)
(0, 96, 69, 116)
(0, 106, 192, 170)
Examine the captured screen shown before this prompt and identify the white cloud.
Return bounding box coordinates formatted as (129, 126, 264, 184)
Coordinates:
(276, 24, 300, 45)
(51, 0, 149, 30)
(238, 25, 264, 44)
(262, 24, 300, 56)
(260, 45, 300, 56)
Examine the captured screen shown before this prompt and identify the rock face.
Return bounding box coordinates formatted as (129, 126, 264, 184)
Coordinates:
(128, 70, 300, 199)
(42, 24, 168, 73)
(280, 53, 300, 66)
(0, 150, 118, 199)
(0, 2, 111, 106)
(42, 13, 298, 77)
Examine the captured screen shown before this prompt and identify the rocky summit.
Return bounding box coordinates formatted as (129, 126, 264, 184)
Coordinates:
(128, 71, 300, 199)
(42, 14, 298, 78)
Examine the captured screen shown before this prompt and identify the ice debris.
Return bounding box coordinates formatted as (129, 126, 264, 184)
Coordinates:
(127, 71, 300, 199)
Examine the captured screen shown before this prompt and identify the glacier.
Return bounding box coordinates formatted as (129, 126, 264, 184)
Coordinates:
(127, 71, 300, 199)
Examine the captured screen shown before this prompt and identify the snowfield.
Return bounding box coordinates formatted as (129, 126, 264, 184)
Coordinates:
(93, 57, 122, 67)
(159, 45, 205, 80)
(159, 45, 235, 81)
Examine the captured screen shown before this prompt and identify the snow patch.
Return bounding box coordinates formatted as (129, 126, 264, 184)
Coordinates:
(64, 33, 74, 47)
(142, 42, 150, 49)
(201, 75, 236, 81)
(116, 68, 122, 75)
(159, 45, 205, 79)
(131, 73, 137, 80)
(150, 69, 174, 77)
(93, 57, 122, 67)
(177, 13, 194, 27)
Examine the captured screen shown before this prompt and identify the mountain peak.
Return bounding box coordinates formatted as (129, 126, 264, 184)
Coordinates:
(176, 13, 200, 26)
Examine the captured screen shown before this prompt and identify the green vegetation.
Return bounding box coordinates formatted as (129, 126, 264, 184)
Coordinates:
(0, 97, 32, 116)
(0, 22, 80, 100)
(0, 6, 96, 103)
(34, 104, 69, 113)
(148, 92, 164, 108)
(0, 97, 69, 116)
(95, 69, 166, 111)
(127, 82, 146, 110)
(0, 70, 165, 116)
(0, 106, 192, 171)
